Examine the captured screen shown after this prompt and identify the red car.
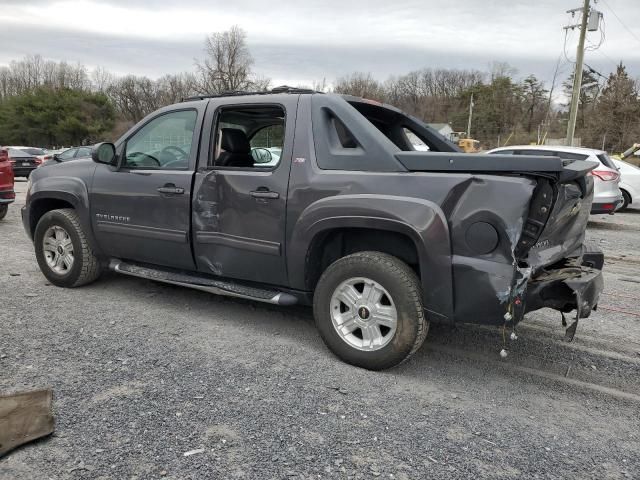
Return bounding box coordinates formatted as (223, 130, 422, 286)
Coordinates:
(0, 147, 16, 220)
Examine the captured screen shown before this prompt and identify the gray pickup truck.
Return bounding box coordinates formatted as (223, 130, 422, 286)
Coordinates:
(22, 87, 603, 370)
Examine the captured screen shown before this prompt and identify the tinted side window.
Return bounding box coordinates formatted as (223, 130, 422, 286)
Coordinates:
(76, 147, 92, 157)
(58, 148, 77, 160)
(125, 109, 197, 170)
(212, 105, 285, 169)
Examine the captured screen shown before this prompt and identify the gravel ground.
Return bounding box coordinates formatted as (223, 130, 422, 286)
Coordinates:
(1, 179, 640, 480)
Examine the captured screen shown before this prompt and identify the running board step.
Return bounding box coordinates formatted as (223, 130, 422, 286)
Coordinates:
(109, 260, 298, 306)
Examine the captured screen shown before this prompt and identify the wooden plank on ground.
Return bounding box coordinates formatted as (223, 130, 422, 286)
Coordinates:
(0, 389, 54, 458)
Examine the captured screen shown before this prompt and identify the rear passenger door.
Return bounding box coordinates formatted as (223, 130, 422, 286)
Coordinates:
(191, 96, 298, 286)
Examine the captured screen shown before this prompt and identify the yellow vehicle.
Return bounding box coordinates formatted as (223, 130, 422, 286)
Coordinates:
(458, 138, 481, 153)
(450, 131, 481, 153)
(613, 143, 640, 167)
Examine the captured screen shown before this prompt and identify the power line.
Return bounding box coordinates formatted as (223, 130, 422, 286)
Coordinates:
(562, 28, 576, 64)
(583, 63, 608, 79)
(593, 47, 621, 69)
(599, 0, 640, 47)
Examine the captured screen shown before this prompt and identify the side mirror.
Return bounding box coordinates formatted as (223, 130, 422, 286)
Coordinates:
(252, 147, 273, 164)
(91, 142, 116, 165)
(52, 153, 60, 162)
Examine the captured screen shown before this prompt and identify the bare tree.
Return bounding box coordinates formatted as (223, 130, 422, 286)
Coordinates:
(91, 66, 115, 92)
(333, 72, 385, 100)
(195, 26, 267, 94)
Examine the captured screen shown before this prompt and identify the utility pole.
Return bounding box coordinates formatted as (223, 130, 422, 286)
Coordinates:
(565, 0, 590, 146)
(467, 93, 474, 138)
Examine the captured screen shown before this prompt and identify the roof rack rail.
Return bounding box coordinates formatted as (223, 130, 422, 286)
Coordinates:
(181, 85, 321, 102)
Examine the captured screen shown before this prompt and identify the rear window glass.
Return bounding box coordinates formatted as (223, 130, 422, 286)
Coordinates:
(555, 151, 588, 161)
(513, 149, 557, 156)
(489, 150, 514, 155)
(20, 148, 45, 156)
(597, 153, 617, 169)
(8, 148, 33, 157)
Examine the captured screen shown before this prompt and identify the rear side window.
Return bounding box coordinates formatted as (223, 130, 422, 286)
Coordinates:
(58, 149, 76, 160)
(597, 153, 617, 169)
(555, 151, 588, 161)
(77, 147, 92, 157)
(211, 105, 286, 169)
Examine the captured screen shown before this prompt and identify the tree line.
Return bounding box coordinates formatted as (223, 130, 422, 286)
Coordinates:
(0, 26, 638, 152)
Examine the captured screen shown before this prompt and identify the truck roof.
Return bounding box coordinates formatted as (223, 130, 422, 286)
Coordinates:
(182, 85, 321, 102)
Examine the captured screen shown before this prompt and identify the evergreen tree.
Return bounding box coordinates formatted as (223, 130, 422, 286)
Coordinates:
(585, 63, 640, 152)
(0, 87, 115, 147)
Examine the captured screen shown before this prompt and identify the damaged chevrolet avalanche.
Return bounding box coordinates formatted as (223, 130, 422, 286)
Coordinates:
(22, 87, 604, 370)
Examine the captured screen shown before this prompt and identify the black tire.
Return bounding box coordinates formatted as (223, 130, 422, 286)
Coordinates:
(0, 204, 7, 221)
(313, 251, 428, 370)
(620, 190, 631, 211)
(34, 208, 101, 287)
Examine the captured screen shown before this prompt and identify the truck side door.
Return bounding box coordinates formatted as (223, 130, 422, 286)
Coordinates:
(90, 105, 206, 270)
(191, 96, 298, 286)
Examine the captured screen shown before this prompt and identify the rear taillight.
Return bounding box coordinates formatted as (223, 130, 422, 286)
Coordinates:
(590, 170, 620, 182)
(35, 158, 43, 165)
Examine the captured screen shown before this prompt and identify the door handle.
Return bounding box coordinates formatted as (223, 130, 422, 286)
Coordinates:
(157, 184, 184, 195)
(250, 189, 279, 199)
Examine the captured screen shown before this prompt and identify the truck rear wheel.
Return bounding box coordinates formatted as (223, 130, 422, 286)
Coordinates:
(34, 208, 101, 288)
(313, 251, 428, 370)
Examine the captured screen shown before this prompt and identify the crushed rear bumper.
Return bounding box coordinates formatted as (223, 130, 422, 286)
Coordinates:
(525, 263, 604, 320)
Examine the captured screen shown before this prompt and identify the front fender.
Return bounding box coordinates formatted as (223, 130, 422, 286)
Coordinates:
(26, 176, 98, 252)
(288, 194, 453, 320)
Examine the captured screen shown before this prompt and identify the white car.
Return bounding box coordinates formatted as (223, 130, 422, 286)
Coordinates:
(486, 145, 623, 215)
(613, 159, 640, 210)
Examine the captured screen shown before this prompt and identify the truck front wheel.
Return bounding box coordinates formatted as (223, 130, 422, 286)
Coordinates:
(313, 251, 428, 370)
(34, 208, 102, 287)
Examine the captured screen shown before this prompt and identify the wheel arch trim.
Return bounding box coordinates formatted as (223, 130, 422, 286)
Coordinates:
(27, 177, 100, 254)
(288, 194, 453, 320)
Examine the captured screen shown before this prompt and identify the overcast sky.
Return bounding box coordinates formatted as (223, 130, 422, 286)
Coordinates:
(1, 0, 639, 89)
